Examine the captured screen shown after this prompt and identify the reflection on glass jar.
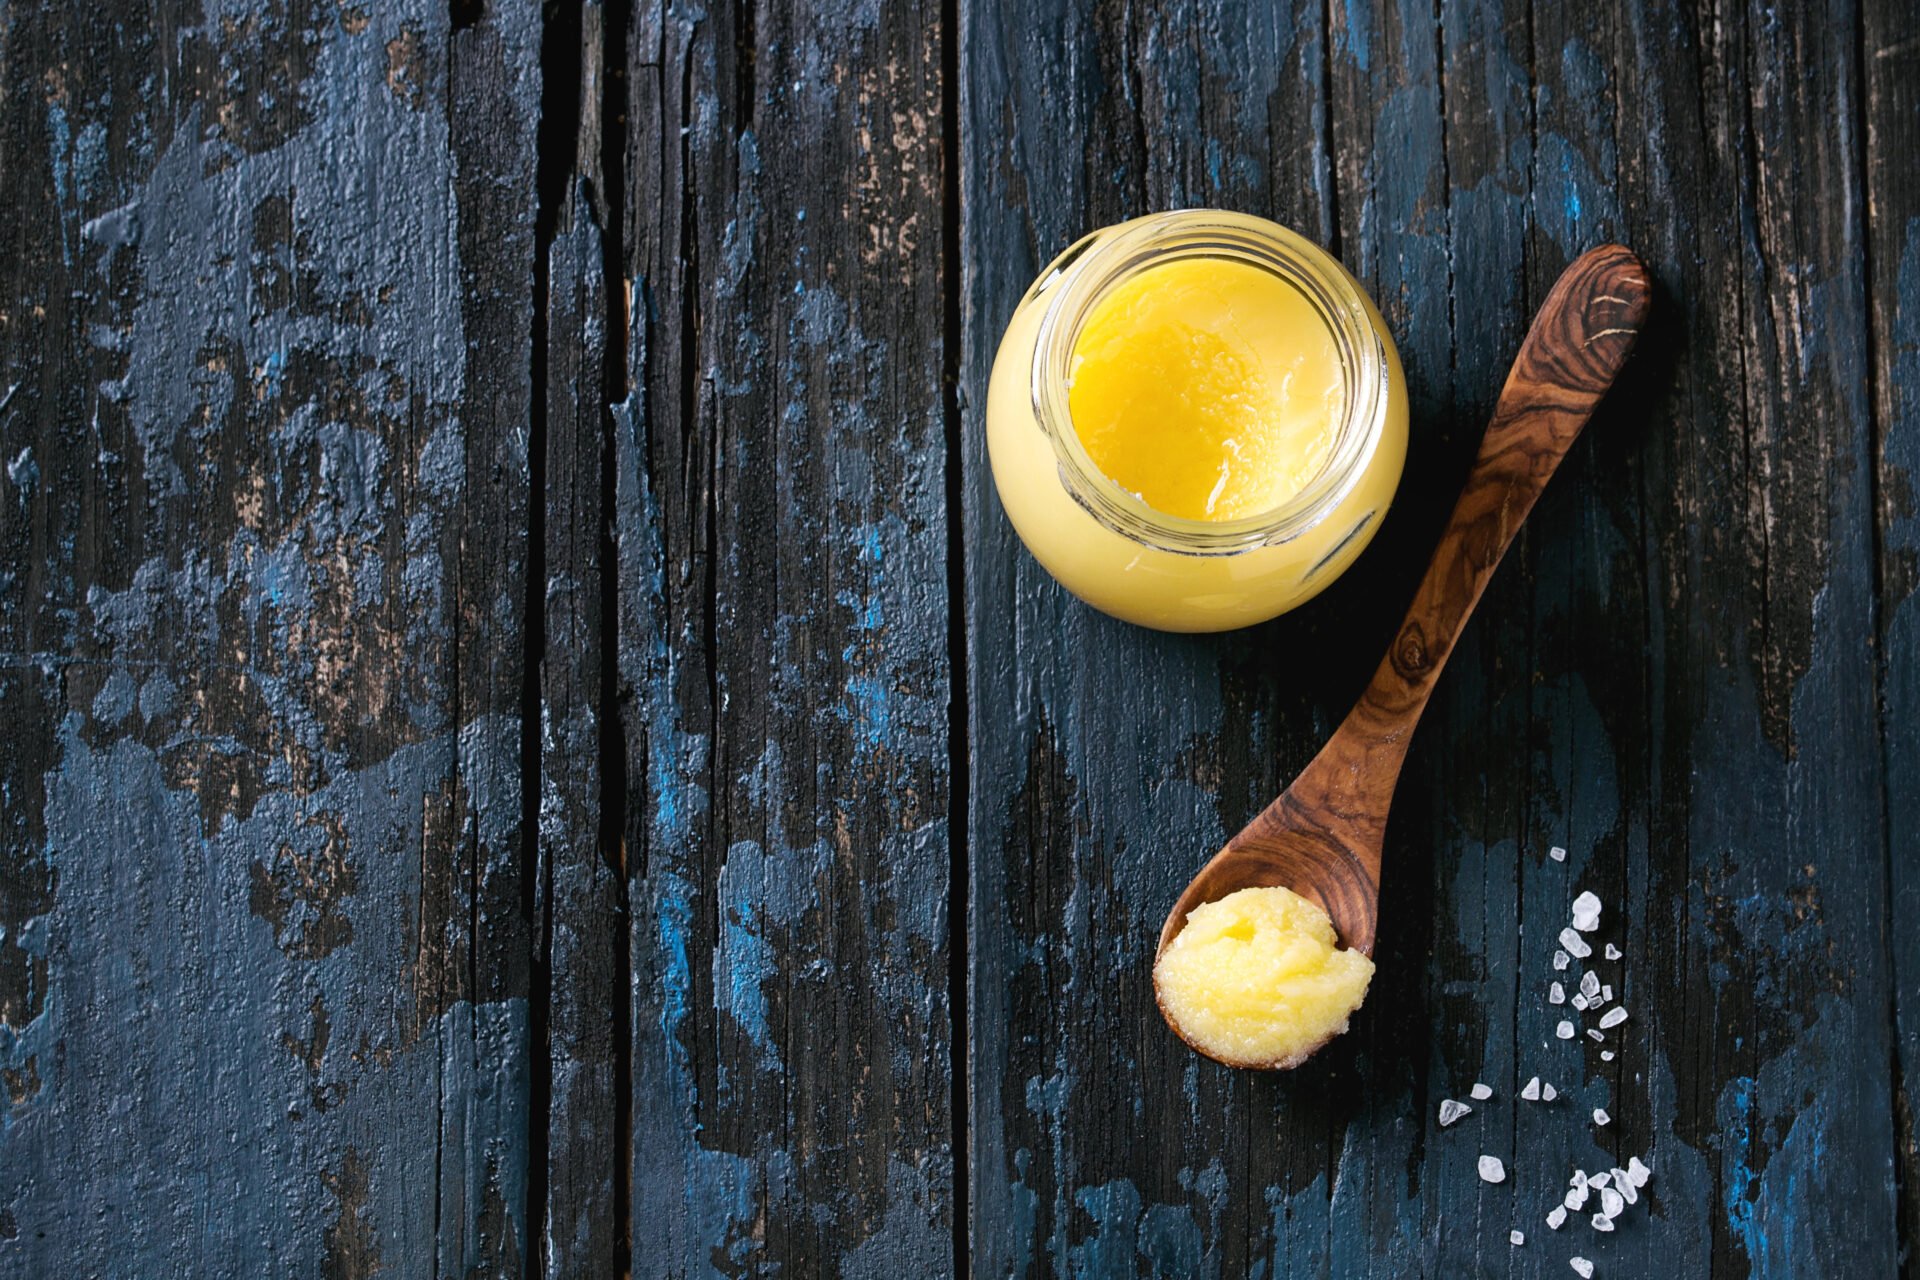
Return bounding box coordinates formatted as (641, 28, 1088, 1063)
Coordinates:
(986, 210, 1409, 633)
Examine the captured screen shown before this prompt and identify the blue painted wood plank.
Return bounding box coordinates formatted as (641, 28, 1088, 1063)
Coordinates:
(1524, 4, 1897, 1275)
(620, 0, 956, 1272)
(1865, 0, 1920, 1260)
(962, 0, 1900, 1276)
(0, 2, 542, 1272)
(539, 168, 624, 1277)
(961, 3, 1376, 1277)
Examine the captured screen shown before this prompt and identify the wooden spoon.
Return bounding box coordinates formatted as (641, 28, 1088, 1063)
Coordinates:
(1155, 244, 1652, 1066)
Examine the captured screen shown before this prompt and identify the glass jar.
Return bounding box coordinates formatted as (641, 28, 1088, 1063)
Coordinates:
(985, 210, 1408, 632)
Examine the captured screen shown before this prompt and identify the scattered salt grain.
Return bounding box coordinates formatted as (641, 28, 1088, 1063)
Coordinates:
(1627, 1156, 1651, 1187)
(1589, 987, 1609, 1009)
(1556, 1020, 1575, 1040)
(1601, 1050, 1615, 1061)
(1570, 1170, 1587, 1189)
(1591, 1213, 1615, 1232)
(1471, 1083, 1494, 1101)
(1571, 892, 1603, 930)
(1547, 1205, 1568, 1229)
(1571, 993, 1590, 1012)
(1542, 1083, 1558, 1101)
(1522, 1076, 1543, 1101)
(1601, 984, 1613, 1001)
(1611, 1171, 1637, 1206)
(1588, 1029, 1605, 1042)
(1593, 1108, 1611, 1127)
(1479, 1155, 1507, 1184)
(1511, 1230, 1526, 1246)
(1580, 971, 1601, 999)
(1571, 1259, 1594, 1279)
(1559, 928, 1593, 959)
(1554, 950, 1571, 971)
(1550, 845, 1568, 862)
(1550, 982, 1566, 1005)
(1605, 943, 1622, 960)
(1588, 1172, 1611, 1189)
(1439, 1099, 1473, 1127)
(1600, 1187, 1625, 1219)
(1599, 1006, 1628, 1030)
(1564, 1185, 1588, 1211)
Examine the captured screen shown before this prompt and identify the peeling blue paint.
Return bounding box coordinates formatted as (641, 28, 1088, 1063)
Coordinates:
(715, 849, 780, 1068)
(1065, 1179, 1143, 1277)
(1722, 1075, 1767, 1263)
(89, 668, 136, 725)
(44, 99, 72, 264)
(7, 447, 37, 498)
(1338, 0, 1371, 72)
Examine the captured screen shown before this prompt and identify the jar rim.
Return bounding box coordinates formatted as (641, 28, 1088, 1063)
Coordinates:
(1029, 210, 1391, 555)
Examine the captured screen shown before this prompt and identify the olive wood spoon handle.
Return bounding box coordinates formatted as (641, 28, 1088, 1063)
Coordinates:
(1156, 245, 1652, 1036)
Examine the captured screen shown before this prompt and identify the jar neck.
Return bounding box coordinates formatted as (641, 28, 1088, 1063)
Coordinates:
(1029, 211, 1389, 556)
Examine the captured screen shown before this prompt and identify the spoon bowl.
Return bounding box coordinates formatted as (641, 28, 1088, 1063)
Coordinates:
(1156, 244, 1653, 1065)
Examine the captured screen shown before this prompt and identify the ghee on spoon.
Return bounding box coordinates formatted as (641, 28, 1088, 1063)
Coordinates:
(1154, 245, 1652, 1070)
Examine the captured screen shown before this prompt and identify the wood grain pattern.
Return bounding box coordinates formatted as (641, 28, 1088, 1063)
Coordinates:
(0, 0, 540, 1272)
(965, 0, 1908, 1275)
(620, 0, 955, 1272)
(962, 3, 1386, 1275)
(1158, 246, 1651, 980)
(0, 0, 1909, 1274)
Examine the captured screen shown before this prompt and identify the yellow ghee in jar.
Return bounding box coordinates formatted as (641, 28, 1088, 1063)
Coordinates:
(985, 211, 1408, 632)
(1153, 886, 1374, 1069)
(1066, 258, 1345, 523)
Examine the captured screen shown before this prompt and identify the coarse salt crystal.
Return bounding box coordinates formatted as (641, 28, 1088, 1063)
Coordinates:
(1593, 1107, 1611, 1127)
(1550, 982, 1566, 1005)
(1556, 1020, 1575, 1040)
(1600, 1186, 1624, 1219)
(1592, 1213, 1615, 1232)
(1564, 1185, 1588, 1211)
(1590, 988, 1609, 1009)
(1571, 1259, 1594, 1278)
(1550, 845, 1568, 862)
(1580, 971, 1601, 999)
(1627, 1156, 1651, 1187)
(1588, 1172, 1611, 1189)
(1522, 1076, 1542, 1101)
(1571, 993, 1590, 1012)
(1601, 1050, 1615, 1061)
(1439, 1099, 1472, 1127)
(1511, 1230, 1526, 1246)
(1611, 1171, 1637, 1205)
(1601, 984, 1613, 1001)
(1547, 1205, 1568, 1229)
(1605, 943, 1622, 960)
(1572, 890, 1602, 921)
(1599, 1006, 1628, 1030)
(1559, 928, 1592, 958)
(1479, 1155, 1507, 1184)
(1570, 1169, 1587, 1189)
(1542, 1083, 1558, 1101)
(1588, 1029, 1605, 1042)
(1554, 950, 1571, 971)
(1471, 1083, 1493, 1101)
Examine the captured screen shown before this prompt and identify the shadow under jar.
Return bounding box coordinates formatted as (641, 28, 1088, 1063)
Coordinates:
(986, 210, 1409, 632)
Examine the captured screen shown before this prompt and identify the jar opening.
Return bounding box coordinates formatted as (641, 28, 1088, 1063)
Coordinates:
(1030, 211, 1389, 556)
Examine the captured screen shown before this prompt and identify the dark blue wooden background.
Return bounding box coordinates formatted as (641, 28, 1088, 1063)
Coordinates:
(0, 0, 1914, 1275)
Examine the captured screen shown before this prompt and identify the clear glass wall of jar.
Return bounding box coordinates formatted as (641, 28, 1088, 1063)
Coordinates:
(985, 210, 1409, 632)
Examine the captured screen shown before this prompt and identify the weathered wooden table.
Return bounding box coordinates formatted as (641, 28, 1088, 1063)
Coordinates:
(1, 0, 1914, 1275)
